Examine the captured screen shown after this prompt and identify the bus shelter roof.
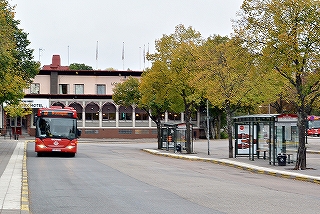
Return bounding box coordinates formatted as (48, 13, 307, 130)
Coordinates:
(161, 122, 194, 128)
(233, 114, 279, 123)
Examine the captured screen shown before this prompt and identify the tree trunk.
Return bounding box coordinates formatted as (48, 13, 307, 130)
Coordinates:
(295, 146, 306, 170)
(294, 107, 307, 170)
(294, 72, 308, 170)
(185, 109, 192, 154)
(216, 114, 222, 139)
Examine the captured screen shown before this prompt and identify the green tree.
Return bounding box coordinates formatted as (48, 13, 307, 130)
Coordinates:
(105, 67, 118, 71)
(69, 63, 93, 70)
(197, 35, 274, 158)
(235, 0, 320, 169)
(112, 73, 171, 148)
(139, 61, 171, 149)
(148, 24, 204, 154)
(112, 77, 141, 107)
(0, 0, 39, 105)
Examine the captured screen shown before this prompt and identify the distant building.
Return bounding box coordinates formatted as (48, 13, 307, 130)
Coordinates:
(1, 55, 202, 139)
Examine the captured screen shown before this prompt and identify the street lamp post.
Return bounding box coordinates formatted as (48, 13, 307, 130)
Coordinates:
(207, 99, 210, 155)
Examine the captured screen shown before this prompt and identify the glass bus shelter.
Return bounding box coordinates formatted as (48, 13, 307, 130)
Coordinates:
(233, 114, 298, 165)
(160, 122, 194, 153)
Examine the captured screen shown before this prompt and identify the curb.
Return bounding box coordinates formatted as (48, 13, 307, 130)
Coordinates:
(142, 149, 320, 185)
(21, 141, 31, 214)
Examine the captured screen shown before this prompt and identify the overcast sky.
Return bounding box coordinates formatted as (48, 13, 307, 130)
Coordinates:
(10, 0, 244, 71)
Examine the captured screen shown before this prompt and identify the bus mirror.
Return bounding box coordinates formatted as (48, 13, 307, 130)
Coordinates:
(77, 129, 82, 137)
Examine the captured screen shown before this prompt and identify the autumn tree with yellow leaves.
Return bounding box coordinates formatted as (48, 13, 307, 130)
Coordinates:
(147, 24, 203, 154)
(235, 0, 320, 169)
(196, 35, 280, 158)
(0, 0, 39, 105)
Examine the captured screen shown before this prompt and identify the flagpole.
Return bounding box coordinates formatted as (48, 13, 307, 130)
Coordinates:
(143, 44, 145, 70)
(96, 41, 98, 70)
(122, 42, 125, 70)
(68, 46, 69, 65)
(147, 43, 150, 68)
(139, 46, 141, 70)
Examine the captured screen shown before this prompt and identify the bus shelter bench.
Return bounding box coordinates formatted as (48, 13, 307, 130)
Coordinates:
(256, 149, 267, 160)
(286, 153, 294, 164)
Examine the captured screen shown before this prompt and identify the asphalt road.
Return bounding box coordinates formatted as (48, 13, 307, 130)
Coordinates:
(27, 141, 320, 214)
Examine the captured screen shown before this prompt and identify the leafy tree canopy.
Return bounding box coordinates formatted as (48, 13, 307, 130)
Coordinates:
(148, 24, 204, 113)
(0, 0, 39, 105)
(112, 76, 141, 107)
(105, 67, 117, 71)
(139, 60, 171, 114)
(69, 63, 93, 70)
(235, 0, 320, 112)
(4, 102, 32, 118)
(234, 0, 320, 169)
(147, 24, 204, 153)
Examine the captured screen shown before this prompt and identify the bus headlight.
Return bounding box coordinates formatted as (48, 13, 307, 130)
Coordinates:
(66, 145, 75, 149)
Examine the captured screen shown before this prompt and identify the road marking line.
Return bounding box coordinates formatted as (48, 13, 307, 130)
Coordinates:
(21, 141, 30, 212)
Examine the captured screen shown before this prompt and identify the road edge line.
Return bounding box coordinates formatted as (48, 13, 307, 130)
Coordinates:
(21, 140, 32, 213)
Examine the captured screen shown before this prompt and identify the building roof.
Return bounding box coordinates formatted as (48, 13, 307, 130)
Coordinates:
(40, 55, 143, 76)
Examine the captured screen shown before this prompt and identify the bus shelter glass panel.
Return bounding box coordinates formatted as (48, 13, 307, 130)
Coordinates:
(176, 125, 193, 152)
(274, 114, 298, 164)
(257, 123, 272, 161)
(161, 127, 175, 150)
(275, 126, 298, 162)
(175, 128, 186, 150)
(288, 126, 298, 162)
(236, 124, 257, 156)
(276, 126, 285, 154)
(258, 123, 270, 150)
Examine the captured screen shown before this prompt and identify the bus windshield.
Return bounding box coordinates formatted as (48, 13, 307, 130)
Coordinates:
(36, 117, 77, 139)
(308, 120, 320, 129)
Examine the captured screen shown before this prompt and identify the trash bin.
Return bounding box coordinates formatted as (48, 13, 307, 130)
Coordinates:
(277, 153, 286, 166)
(176, 144, 182, 153)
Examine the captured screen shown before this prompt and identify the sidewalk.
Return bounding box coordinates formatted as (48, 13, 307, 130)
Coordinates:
(0, 138, 29, 214)
(143, 137, 320, 184)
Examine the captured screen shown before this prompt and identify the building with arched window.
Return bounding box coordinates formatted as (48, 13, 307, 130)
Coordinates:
(1, 55, 203, 139)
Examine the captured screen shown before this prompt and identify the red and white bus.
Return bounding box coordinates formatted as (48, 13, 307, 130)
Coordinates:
(307, 115, 320, 136)
(34, 106, 81, 157)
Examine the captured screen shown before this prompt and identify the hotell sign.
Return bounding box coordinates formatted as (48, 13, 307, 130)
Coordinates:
(21, 99, 49, 109)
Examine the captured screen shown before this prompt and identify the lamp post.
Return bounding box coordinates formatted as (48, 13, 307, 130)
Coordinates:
(259, 104, 271, 114)
(207, 99, 210, 155)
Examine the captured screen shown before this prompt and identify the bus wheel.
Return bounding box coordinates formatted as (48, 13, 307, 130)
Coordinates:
(69, 153, 75, 157)
(37, 152, 43, 157)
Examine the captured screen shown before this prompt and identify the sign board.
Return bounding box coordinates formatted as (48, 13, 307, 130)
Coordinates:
(21, 99, 49, 108)
(237, 124, 257, 155)
(3, 99, 49, 108)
